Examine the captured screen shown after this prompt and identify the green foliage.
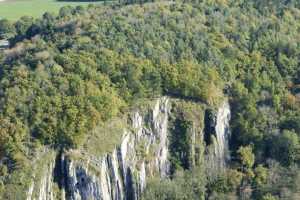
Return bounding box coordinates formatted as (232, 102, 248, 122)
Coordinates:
(238, 146, 255, 169)
(254, 165, 268, 186)
(1, 0, 300, 198)
(168, 101, 205, 172)
(83, 117, 127, 156)
(161, 60, 223, 105)
(142, 168, 206, 200)
(261, 194, 278, 200)
(0, 19, 15, 39)
(169, 118, 192, 172)
(269, 130, 300, 166)
(206, 169, 243, 198)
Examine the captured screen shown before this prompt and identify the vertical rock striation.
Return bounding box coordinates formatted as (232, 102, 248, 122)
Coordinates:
(26, 98, 232, 200)
(63, 97, 170, 200)
(214, 101, 231, 168)
(206, 101, 231, 176)
(26, 150, 56, 200)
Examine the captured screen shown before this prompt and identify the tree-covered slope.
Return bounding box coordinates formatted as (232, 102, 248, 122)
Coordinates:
(0, 0, 300, 199)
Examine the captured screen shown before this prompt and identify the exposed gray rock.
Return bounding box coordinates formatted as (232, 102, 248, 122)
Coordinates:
(206, 101, 231, 177)
(26, 97, 231, 200)
(63, 97, 170, 200)
(26, 150, 56, 200)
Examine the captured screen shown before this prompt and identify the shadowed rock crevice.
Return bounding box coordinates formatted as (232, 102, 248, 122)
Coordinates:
(25, 98, 232, 200)
(204, 108, 217, 146)
(205, 102, 231, 178)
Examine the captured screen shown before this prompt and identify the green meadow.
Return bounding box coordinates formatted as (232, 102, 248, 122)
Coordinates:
(0, 0, 105, 21)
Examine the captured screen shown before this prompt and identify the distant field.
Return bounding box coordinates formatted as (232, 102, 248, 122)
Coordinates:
(0, 0, 105, 21)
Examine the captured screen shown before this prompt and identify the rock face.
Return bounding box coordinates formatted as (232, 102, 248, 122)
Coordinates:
(205, 101, 231, 176)
(26, 150, 56, 200)
(214, 101, 231, 168)
(63, 97, 170, 200)
(26, 97, 231, 200)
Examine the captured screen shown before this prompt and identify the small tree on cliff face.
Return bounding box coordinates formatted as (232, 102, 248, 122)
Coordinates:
(237, 146, 256, 180)
(238, 146, 255, 169)
(236, 146, 255, 199)
(262, 193, 278, 200)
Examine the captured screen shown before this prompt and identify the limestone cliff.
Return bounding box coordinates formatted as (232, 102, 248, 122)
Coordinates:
(25, 97, 231, 200)
(63, 97, 170, 200)
(205, 101, 231, 178)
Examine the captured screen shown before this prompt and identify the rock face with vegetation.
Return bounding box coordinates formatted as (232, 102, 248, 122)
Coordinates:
(25, 150, 57, 200)
(205, 101, 231, 175)
(1, 1, 300, 199)
(22, 97, 231, 200)
(63, 97, 170, 200)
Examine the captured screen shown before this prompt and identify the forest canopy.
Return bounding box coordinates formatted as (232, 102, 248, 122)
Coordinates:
(0, 0, 300, 199)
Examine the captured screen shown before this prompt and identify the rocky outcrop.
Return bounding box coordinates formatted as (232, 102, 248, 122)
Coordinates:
(26, 150, 56, 200)
(63, 97, 170, 200)
(214, 101, 231, 168)
(205, 101, 231, 176)
(26, 97, 231, 200)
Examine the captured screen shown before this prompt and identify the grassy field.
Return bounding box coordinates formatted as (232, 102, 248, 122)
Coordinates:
(0, 0, 105, 21)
